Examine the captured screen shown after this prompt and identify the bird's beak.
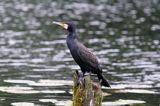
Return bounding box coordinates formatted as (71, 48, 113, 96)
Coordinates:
(53, 21, 68, 29)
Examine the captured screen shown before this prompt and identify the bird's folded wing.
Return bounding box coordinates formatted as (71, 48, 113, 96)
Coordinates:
(77, 42, 99, 68)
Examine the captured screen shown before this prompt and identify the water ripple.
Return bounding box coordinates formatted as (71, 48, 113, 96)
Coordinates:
(0, 0, 159, 105)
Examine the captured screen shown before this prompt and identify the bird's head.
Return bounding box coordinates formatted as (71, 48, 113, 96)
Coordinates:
(53, 21, 76, 33)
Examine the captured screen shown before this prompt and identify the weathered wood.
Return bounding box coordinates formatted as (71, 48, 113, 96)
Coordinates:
(72, 71, 102, 106)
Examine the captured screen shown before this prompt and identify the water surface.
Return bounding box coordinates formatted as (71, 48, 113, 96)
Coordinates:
(0, 0, 160, 106)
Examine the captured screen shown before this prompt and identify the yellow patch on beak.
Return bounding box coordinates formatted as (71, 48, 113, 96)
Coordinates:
(53, 21, 68, 29)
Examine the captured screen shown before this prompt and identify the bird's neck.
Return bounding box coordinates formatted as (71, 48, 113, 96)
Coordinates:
(66, 32, 77, 49)
(67, 32, 77, 39)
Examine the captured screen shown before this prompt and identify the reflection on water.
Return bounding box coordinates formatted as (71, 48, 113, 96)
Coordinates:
(0, 0, 160, 106)
(11, 102, 35, 106)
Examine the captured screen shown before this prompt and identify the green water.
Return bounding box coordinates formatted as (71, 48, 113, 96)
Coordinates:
(0, 0, 159, 106)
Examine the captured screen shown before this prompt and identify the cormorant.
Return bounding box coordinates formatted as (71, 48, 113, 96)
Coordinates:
(53, 21, 110, 87)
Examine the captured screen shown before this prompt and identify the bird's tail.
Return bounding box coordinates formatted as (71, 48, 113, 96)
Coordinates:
(97, 73, 110, 87)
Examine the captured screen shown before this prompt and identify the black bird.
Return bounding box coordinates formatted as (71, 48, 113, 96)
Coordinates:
(53, 21, 110, 87)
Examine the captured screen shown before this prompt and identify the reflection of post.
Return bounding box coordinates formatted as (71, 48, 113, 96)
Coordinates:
(72, 71, 102, 106)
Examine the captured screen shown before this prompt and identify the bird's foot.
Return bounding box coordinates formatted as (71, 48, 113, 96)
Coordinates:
(75, 70, 84, 86)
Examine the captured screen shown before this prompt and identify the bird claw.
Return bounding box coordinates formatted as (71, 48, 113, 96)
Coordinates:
(75, 70, 84, 86)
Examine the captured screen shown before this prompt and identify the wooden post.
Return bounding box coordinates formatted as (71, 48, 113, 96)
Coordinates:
(72, 71, 102, 106)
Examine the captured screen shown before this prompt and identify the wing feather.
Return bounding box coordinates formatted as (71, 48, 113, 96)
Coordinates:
(77, 42, 99, 68)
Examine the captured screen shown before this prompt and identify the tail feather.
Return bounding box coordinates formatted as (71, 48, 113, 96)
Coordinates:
(97, 73, 110, 87)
